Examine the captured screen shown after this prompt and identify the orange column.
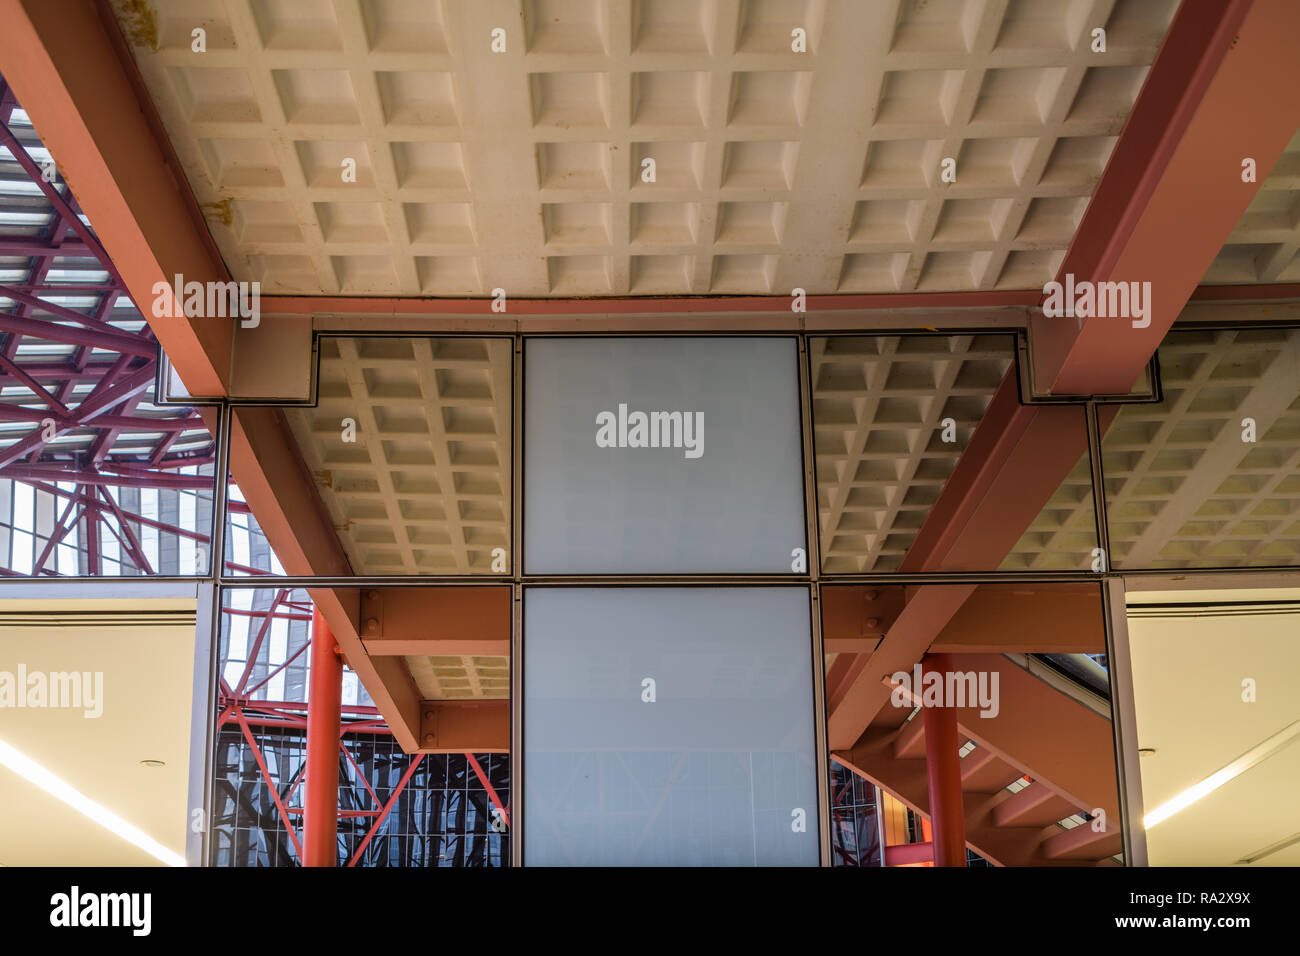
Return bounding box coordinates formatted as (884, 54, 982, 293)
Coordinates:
(304, 609, 343, 866)
(922, 653, 966, 867)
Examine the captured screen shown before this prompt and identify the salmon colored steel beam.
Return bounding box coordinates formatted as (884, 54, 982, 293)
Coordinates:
(945, 654, 1119, 826)
(259, 279, 1298, 325)
(224, 407, 432, 750)
(827, 585, 975, 751)
(359, 587, 511, 657)
(832, 1, 1287, 735)
(345, 754, 424, 868)
(419, 701, 509, 753)
(1035, 0, 1300, 396)
(466, 753, 510, 828)
(822, 396, 1119, 748)
(885, 842, 934, 866)
(262, 291, 1040, 316)
(927, 585, 1105, 655)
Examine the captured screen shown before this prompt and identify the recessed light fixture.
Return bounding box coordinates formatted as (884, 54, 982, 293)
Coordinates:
(1144, 718, 1300, 829)
(0, 737, 185, 867)
(139, 759, 166, 768)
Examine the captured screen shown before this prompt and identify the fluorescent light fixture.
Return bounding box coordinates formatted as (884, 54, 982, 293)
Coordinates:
(1143, 718, 1300, 829)
(0, 737, 185, 867)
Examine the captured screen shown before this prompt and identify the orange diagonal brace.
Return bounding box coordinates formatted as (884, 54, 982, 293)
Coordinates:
(827, 585, 975, 751)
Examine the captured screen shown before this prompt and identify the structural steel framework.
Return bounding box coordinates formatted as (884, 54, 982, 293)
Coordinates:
(0, 75, 511, 865)
(2, 0, 1300, 868)
(215, 587, 510, 866)
(0, 76, 214, 578)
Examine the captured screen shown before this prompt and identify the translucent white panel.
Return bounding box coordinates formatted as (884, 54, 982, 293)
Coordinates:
(524, 337, 806, 573)
(524, 587, 819, 866)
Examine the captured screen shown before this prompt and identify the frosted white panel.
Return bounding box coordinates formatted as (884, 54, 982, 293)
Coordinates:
(524, 587, 819, 866)
(524, 337, 806, 573)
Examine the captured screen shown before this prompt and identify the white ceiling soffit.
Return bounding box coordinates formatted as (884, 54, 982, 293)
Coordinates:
(111, 0, 1180, 297)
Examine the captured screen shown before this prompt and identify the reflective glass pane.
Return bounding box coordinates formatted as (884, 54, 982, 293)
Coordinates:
(1103, 328, 1300, 569)
(823, 582, 1122, 866)
(812, 334, 1014, 572)
(227, 336, 513, 576)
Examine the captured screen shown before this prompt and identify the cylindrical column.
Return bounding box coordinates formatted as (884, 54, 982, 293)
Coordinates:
(304, 608, 342, 867)
(922, 653, 966, 867)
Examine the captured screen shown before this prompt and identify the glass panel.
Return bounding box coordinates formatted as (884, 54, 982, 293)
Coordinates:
(822, 582, 1122, 866)
(0, 407, 217, 576)
(227, 336, 513, 575)
(214, 586, 511, 866)
(1127, 587, 1300, 865)
(524, 337, 805, 573)
(0, 91, 218, 577)
(223, 479, 287, 575)
(811, 334, 1015, 572)
(811, 334, 1097, 573)
(524, 586, 819, 865)
(1103, 328, 1300, 569)
(829, 760, 882, 866)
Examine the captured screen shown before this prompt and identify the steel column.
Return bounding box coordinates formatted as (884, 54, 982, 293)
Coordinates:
(304, 608, 343, 867)
(921, 653, 966, 867)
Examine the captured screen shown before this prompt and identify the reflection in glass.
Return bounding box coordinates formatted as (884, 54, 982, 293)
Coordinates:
(1103, 328, 1300, 569)
(811, 334, 1014, 572)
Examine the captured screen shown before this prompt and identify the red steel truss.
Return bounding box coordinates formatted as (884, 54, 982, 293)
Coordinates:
(216, 592, 509, 865)
(0, 74, 216, 576)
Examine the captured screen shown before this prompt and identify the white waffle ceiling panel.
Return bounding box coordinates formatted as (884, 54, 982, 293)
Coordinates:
(282, 336, 512, 574)
(813, 333, 1015, 572)
(111, 0, 1180, 297)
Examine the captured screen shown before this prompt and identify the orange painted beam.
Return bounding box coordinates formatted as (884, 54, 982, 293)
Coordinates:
(1036, 0, 1300, 395)
(0, 0, 231, 396)
(419, 700, 509, 753)
(900, 386, 1097, 574)
(922, 654, 967, 867)
(928, 585, 1104, 655)
(884, 842, 933, 866)
(360, 587, 511, 657)
(820, 586, 904, 653)
(833, 2, 1299, 765)
(835, 641, 1125, 865)
(304, 587, 424, 753)
(225, 407, 437, 752)
(304, 609, 342, 867)
(260, 280, 1298, 323)
(261, 290, 1041, 316)
(826, 585, 975, 751)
